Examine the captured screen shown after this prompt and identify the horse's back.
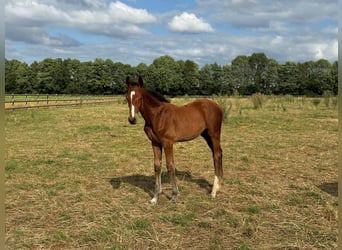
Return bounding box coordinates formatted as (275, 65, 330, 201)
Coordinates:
(152, 98, 223, 142)
(189, 98, 223, 124)
(194, 99, 223, 134)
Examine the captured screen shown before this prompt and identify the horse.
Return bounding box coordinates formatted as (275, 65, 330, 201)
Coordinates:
(125, 76, 223, 204)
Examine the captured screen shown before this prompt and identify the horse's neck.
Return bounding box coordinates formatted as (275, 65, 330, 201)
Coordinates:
(140, 90, 163, 124)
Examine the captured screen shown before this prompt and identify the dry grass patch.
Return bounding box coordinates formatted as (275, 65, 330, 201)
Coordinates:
(5, 96, 337, 249)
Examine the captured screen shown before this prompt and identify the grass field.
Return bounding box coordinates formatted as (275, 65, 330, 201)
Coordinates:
(5, 96, 338, 249)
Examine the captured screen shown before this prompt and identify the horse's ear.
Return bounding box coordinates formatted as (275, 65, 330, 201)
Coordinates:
(126, 76, 130, 87)
(138, 76, 143, 87)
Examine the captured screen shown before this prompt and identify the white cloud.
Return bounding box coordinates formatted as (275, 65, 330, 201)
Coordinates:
(270, 35, 283, 46)
(5, 0, 156, 24)
(108, 1, 156, 24)
(197, 0, 337, 31)
(312, 40, 338, 61)
(57, 0, 107, 9)
(5, 0, 68, 24)
(4, 0, 338, 65)
(168, 12, 214, 33)
(5, 0, 156, 43)
(5, 31, 338, 67)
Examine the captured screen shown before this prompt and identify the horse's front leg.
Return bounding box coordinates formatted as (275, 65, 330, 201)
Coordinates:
(150, 142, 162, 204)
(164, 142, 179, 203)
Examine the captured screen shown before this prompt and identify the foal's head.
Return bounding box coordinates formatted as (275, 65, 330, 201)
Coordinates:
(126, 76, 144, 125)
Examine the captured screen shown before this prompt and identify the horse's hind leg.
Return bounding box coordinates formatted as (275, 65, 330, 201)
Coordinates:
(164, 142, 179, 202)
(151, 143, 163, 204)
(201, 129, 223, 197)
(211, 142, 223, 197)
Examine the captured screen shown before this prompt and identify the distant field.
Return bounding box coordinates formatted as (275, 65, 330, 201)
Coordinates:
(5, 96, 337, 249)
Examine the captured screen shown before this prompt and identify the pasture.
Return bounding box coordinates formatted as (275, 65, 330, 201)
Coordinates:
(5, 96, 338, 249)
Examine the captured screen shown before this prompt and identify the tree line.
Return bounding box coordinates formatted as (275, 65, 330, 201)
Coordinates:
(5, 53, 338, 96)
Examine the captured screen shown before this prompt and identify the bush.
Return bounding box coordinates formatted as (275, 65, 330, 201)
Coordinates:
(312, 98, 321, 107)
(323, 90, 333, 108)
(250, 93, 266, 109)
(332, 97, 338, 109)
(214, 95, 232, 123)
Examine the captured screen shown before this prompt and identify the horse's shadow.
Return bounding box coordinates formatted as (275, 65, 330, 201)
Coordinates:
(317, 182, 338, 197)
(109, 169, 212, 198)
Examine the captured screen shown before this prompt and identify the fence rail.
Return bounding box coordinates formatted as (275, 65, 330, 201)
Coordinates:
(5, 94, 122, 110)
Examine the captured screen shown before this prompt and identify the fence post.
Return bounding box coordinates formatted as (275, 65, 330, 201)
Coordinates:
(37, 94, 40, 108)
(46, 95, 49, 106)
(25, 94, 28, 109)
(11, 94, 14, 111)
(11, 94, 14, 110)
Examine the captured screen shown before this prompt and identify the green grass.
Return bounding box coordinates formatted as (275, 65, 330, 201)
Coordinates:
(5, 96, 338, 249)
(161, 212, 196, 229)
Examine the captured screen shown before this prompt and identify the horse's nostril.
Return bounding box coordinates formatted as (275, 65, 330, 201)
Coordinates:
(128, 117, 137, 124)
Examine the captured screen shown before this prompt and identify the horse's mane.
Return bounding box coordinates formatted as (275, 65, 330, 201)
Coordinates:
(145, 89, 170, 103)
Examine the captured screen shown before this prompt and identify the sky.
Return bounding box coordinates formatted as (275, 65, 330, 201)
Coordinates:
(5, 0, 338, 67)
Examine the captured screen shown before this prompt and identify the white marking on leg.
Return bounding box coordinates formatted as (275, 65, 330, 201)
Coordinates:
(130, 91, 135, 118)
(211, 175, 220, 198)
(150, 197, 157, 204)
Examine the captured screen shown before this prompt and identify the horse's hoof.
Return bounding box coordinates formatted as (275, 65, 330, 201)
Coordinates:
(150, 197, 158, 204)
(170, 196, 178, 203)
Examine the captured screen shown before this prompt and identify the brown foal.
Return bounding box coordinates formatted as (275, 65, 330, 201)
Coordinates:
(125, 76, 223, 204)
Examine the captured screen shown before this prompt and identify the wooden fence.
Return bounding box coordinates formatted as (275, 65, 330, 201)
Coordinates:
(5, 94, 123, 110)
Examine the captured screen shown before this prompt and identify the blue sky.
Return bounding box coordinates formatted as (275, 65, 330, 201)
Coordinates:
(5, 0, 338, 66)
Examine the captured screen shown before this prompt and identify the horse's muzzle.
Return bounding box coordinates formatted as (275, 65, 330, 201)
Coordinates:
(128, 117, 137, 125)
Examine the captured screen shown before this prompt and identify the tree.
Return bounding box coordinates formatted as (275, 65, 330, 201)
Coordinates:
(261, 58, 279, 94)
(181, 60, 199, 95)
(109, 62, 134, 95)
(5, 59, 34, 94)
(64, 58, 82, 94)
(197, 63, 226, 95)
(210, 63, 225, 95)
(36, 58, 66, 94)
(314, 59, 334, 94)
(247, 53, 268, 94)
(276, 61, 299, 95)
(149, 55, 182, 95)
(198, 64, 212, 95)
(231, 55, 251, 95)
(330, 61, 338, 95)
(297, 59, 333, 96)
(222, 65, 234, 95)
(4, 55, 338, 96)
(84, 59, 112, 94)
(135, 63, 149, 79)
